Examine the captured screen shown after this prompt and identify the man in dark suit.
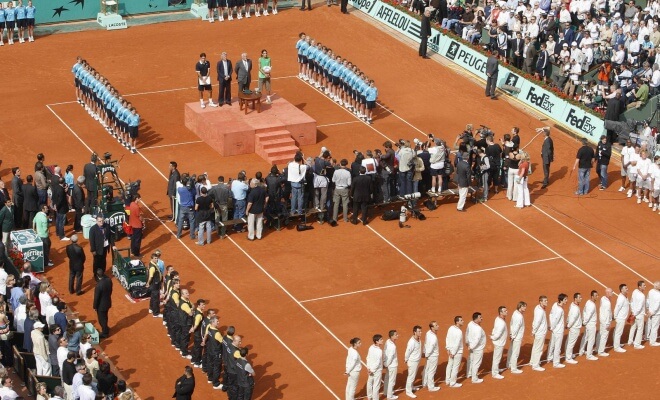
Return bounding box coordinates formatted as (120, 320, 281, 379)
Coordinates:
(22, 175, 38, 228)
(88, 215, 116, 275)
(66, 234, 86, 295)
(83, 153, 98, 209)
(419, 8, 432, 58)
(167, 161, 180, 221)
(216, 52, 233, 106)
(235, 53, 253, 93)
(540, 127, 554, 188)
(0, 198, 14, 248)
(350, 166, 372, 225)
(11, 167, 23, 229)
(562, 23, 574, 47)
(72, 176, 86, 232)
(172, 366, 195, 400)
(93, 268, 113, 339)
(51, 177, 69, 241)
(510, 31, 524, 69)
(485, 49, 499, 99)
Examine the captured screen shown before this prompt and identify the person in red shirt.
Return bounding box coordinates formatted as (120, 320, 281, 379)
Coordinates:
(128, 195, 144, 257)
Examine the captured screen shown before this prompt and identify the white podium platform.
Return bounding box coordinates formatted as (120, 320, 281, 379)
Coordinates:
(97, 13, 127, 30)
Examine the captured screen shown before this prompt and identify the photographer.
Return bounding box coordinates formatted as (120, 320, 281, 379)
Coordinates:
(563, 58, 583, 97)
(287, 153, 307, 216)
(428, 138, 446, 194)
(551, 55, 571, 89)
(176, 175, 196, 240)
(476, 147, 491, 202)
(231, 172, 249, 232)
(397, 140, 415, 197)
(626, 76, 649, 109)
(379, 142, 396, 203)
(454, 124, 475, 151)
(208, 176, 233, 239)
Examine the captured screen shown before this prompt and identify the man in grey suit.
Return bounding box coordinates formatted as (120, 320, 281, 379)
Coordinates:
(485, 49, 499, 99)
(235, 53, 253, 93)
(540, 127, 554, 188)
(523, 36, 537, 75)
(456, 152, 471, 212)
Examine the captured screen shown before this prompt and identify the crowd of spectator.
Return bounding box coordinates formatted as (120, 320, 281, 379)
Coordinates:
(401, 0, 660, 116)
(0, 260, 134, 400)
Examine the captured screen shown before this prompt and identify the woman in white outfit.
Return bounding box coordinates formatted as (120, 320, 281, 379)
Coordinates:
(345, 337, 362, 400)
(515, 152, 531, 208)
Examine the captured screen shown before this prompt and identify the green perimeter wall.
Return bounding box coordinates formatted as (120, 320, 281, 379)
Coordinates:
(25, 0, 192, 24)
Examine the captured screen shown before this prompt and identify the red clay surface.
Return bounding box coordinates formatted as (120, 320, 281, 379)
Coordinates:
(1, 6, 658, 400)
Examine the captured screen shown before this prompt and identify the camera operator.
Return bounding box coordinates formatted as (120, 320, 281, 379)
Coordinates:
(428, 138, 446, 194)
(175, 175, 196, 240)
(379, 142, 396, 203)
(455, 150, 471, 212)
(626, 76, 649, 109)
(551, 55, 571, 89)
(454, 124, 475, 151)
(563, 58, 583, 97)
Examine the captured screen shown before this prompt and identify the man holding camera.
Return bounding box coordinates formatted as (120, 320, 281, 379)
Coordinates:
(176, 176, 196, 240)
(350, 167, 372, 225)
(626, 76, 649, 109)
(397, 141, 415, 197)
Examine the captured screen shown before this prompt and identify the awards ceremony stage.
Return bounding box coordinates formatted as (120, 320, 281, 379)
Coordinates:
(184, 96, 317, 165)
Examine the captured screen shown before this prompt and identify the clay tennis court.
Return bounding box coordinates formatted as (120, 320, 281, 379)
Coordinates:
(2, 6, 659, 399)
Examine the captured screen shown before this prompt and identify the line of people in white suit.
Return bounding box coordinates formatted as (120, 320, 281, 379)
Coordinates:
(344, 280, 660, 400)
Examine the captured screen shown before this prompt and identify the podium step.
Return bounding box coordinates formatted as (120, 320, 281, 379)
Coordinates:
(255, 129, 299, 165)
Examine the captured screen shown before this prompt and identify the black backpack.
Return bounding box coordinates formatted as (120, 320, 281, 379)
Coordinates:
(381, 210, 399, 221)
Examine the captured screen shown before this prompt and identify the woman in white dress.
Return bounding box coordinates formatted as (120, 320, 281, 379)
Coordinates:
(345, 337, 362, 400)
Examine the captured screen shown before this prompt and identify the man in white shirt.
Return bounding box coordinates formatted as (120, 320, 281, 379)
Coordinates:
(635, 151, 653, 203)
(547, 294, 568, 368)
(0, 264, 7, 297)
(0, 376, 19, 400)
(466, 312, 486, 383)
(579, 290, 599, 360)
(77, 373, 96, 400)
(57, 336, 69, 373)
(628, 281, 647, 349)
(564, 293, 582, 364)
(507, 301, 526, 373)
(345, 337, 362, 400)
(490, 306, 508, 379)
(445, 316, 464, 388)
(404, 325, 422, 398)
(421, 321, 440, 392)
(366, 334, 384, 400)
(647, 281, 660, 346)
(626, 145, 641, 198)
(530, 296, 548, 371)
(383, 330, 399, 400)
(596, 288, 613, 356)
(613, 283, 630, 352)
(619, 139, 635, 192)
(71, 362, 87, 399)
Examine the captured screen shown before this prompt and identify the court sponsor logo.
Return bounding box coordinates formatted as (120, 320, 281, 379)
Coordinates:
(24, 249, 43, 262)
(106, 21, 127, 30)
(373, 4, 411, 33)
(446, 41, 460, 60)
(105, 211, 126, 231)
(565, 108, 596, 136)
(505, 72, 519, 87)
(349, 0, 378, 14)
(525, 86, 554, 112)
(428, 33, 442, 53)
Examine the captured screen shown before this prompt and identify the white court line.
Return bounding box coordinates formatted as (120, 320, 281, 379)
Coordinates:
(317, 120, 361, 128)
(532, 205, 652, 283)
(365, 225, 435, 279)
(139, 140, 204, 151)
(46, 105, 341, 400)
(301, 257, 560, 303)
(47, 75, 297, 106)
(375, 100, 428, 136)
(482, 203, 606, 288)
